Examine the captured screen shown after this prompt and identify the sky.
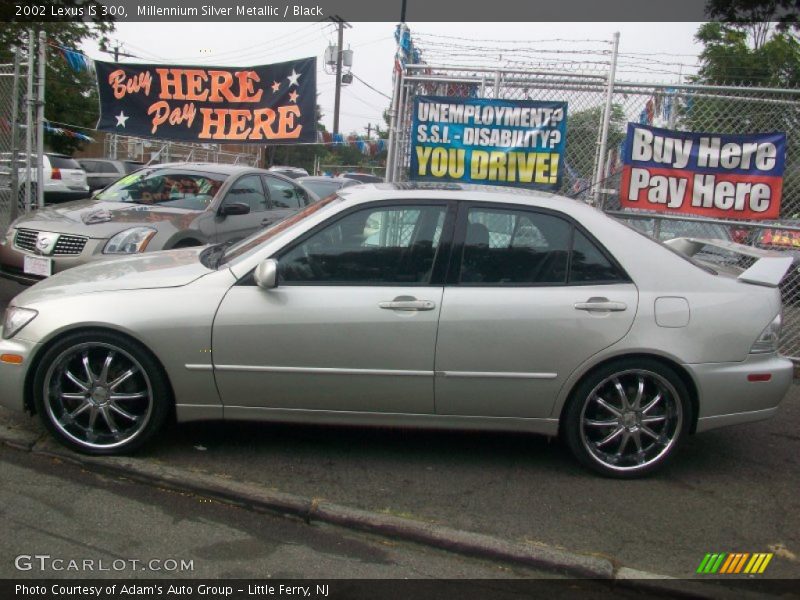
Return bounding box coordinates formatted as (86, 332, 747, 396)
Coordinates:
(81, 22, 706, 136)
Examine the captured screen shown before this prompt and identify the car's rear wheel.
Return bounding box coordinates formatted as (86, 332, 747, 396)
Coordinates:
(33, 331, 170, 455)
(563, 359, 691, 478)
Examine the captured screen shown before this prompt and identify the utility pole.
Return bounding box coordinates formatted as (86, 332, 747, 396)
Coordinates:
(366, 123, 372, 138)
(329, 15, 350, 135)
(100, 43, 137, 62)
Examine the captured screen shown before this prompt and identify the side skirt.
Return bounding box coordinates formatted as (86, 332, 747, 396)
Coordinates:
(175, 404, 560, 437)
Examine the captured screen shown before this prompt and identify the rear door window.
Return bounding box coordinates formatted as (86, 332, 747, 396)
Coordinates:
(457, 205, 629, 286)
(263, 175, 304, 209)
(48, 155, 81, 170)
(224, 175, 268, 213)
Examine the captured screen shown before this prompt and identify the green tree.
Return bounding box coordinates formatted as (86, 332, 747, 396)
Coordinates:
(688, 19, 800, 217)
(1, 10, 114, 155)
(704, 0, 800, 37)
(694, 22, 800, 88)
(564, 104, 626, 185)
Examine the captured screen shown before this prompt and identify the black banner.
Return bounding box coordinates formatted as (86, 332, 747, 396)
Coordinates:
(95, 57, 316, 144)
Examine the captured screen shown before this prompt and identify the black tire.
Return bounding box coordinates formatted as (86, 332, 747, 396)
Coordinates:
(33, 330, 171, 455)
(562, 358, 692, 478)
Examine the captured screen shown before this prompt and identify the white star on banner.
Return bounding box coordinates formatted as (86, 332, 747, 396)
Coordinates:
(115, 111, 129, 128)
(286, 68, 301, 87)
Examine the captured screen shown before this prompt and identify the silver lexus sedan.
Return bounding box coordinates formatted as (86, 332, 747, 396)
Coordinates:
(0, 183, 793, 477)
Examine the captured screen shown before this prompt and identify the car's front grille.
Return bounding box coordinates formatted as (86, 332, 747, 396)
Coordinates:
(53, 234, 87, 256)
(14, 228, 88, 256)
(14, 229, 37, 252)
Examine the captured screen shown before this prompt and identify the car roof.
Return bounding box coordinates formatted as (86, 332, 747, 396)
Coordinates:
(335, 181, 597, 215)
(299, 175, 357, 183)
(135, 162, 269, 175)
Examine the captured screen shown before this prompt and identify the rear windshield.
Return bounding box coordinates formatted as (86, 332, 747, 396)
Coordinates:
(123, 161, 144, 173)
(48, 155, 81, 170)
(94, 168, 228, 210)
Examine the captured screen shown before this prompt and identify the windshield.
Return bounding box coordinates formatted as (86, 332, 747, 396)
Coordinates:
(221, 194, 342, 265)
(94, 168, 227, 210)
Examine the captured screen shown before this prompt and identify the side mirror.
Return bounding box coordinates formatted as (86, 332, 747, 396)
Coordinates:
(219, 202, 250, 217)
(253, 258, 278, 290)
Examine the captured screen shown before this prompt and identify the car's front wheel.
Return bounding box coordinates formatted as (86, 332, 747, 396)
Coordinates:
(33, 331, 171, 455)
(563, 359, 691, 478)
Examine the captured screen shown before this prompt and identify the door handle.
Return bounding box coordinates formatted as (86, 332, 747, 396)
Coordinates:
(379, 299, 436, 311)
(261, 218, 276, 226)
(574, 298, 627, 312)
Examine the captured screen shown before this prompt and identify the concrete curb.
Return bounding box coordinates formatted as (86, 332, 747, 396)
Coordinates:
(25, 435, 613, 579)
(0, 425, 780, 597)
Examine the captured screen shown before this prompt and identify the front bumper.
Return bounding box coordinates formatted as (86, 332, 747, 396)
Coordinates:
(0, 330, 39, 413)
(0, 229, 107, 285)
(687, 353, 793, 433)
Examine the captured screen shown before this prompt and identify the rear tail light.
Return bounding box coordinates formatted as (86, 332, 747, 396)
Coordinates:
(750, 314, 782, 354)
(51, 167, 61, 180)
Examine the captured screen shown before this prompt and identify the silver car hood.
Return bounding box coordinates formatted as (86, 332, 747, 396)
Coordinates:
(11, 199, 203, 238)
(13, 248, 212, 305)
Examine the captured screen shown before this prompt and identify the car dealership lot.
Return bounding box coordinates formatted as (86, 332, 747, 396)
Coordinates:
(2, 277, 798, 580)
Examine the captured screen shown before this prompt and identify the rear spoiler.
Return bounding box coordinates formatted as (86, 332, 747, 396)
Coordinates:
(664, 237, 794, 288)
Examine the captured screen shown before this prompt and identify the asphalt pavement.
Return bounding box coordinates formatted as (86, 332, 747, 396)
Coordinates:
(1, 276, 798, 582)
(0, 445, 562, 581)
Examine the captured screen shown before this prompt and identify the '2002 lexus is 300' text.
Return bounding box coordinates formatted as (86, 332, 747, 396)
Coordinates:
(0, 183, 793, 477)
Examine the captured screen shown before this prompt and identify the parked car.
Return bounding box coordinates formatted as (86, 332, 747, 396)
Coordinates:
(339, 171, 383, 183)
(0, 183, 791, 477)
(745, 220, 800, 305)
(296, 175, 359, 199)
(1, 152, 90, 204)
(618, 215, 738, 268)
(0, 163, 313, 285)
(267, 165, 309, 179)
(78, 158, 144, 191)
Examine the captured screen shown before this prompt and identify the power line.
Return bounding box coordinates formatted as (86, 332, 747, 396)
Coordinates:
(351, 72, 391, 100)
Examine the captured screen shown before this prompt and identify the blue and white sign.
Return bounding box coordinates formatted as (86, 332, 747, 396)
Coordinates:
(410, 96, 567, 190)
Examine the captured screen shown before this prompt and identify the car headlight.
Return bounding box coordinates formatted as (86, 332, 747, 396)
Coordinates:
(103, 227, 157, 254)
(750, 313, 782, 354)
(2, 306, 38, 339)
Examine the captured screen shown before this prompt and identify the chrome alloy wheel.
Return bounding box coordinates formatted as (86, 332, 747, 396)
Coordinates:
(579, 369, 683, 473)
(42, 342, 154, 451)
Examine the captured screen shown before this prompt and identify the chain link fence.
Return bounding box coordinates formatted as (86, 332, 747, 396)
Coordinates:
(100, 134, 262, 167)
(386, 57, 800, 359)
(0, 51, 27, 234)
